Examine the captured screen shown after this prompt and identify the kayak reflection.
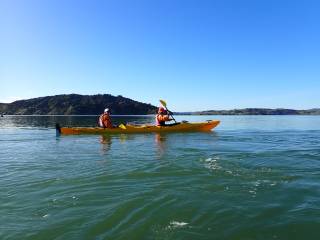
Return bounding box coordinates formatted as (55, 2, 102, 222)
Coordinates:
(100, 134, 137, 154)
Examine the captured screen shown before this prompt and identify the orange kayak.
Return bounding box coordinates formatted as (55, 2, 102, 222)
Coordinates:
(56, 120, 220, 135)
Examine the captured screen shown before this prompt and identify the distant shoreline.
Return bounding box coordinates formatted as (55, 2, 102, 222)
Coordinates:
(175, 108, 320, 115)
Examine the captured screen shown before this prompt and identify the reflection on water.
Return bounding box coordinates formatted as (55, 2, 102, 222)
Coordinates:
(98, 132, 169, 159)
(155, 133, 167, 159)
(119, 134, 130, 143)
(100, 135, 112, 154)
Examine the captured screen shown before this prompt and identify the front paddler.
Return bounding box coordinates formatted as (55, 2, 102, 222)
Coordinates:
(98, 108, 113, 128)
(155, 107, 173, 126)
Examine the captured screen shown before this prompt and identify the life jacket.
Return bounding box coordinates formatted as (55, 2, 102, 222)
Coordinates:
(156, 114, 170, 126)
(98, 113, 112, 128)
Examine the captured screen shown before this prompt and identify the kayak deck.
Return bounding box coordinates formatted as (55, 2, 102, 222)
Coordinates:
(57, 120, 220, 135)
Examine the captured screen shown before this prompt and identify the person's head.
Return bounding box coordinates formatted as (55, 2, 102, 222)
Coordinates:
(104, 108, 110, 114)
(158, 107, 167, 114)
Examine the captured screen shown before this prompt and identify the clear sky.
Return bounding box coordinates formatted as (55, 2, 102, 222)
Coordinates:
(1, 0, 319, 111)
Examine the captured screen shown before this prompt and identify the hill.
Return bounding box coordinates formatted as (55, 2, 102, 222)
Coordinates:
(187, 108, 320, 115)
(0, 94, 157, 115)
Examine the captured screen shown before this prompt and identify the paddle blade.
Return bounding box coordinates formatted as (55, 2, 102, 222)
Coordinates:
(159, 99, 167, 108)
(118, 124, 127, 130)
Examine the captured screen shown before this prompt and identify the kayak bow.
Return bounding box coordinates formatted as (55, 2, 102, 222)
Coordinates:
(56, 120, 220, 135)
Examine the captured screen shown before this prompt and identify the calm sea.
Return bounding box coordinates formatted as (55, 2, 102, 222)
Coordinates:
(1, 115, 319, 240)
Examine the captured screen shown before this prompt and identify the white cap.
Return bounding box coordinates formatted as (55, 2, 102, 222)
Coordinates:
(104, 108, 110, 113)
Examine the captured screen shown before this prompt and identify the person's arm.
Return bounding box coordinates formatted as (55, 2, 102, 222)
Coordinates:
(158, 115, 171, 122)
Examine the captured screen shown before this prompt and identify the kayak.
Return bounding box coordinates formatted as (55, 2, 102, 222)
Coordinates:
(56, 120, 220, 135)
(57, 120, 220, 135)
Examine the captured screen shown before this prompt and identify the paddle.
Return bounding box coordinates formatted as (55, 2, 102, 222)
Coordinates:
(159, 99, 177, 123)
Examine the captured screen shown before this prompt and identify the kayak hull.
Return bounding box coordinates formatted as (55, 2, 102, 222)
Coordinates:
(58, 120, 220, 135)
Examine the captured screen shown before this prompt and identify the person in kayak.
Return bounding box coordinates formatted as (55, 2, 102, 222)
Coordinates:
(156, 107, 173, 126)
(98, 108, 113, 128)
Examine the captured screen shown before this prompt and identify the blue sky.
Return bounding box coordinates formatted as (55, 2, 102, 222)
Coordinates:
(1, 0, 319, 111)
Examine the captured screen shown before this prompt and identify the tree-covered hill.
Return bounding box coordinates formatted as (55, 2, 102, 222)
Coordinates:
(0, 94, 157, 115)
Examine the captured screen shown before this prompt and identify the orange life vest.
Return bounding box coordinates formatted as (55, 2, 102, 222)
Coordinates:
(156, 114, 170, 126)
(98, 113, 112, 128)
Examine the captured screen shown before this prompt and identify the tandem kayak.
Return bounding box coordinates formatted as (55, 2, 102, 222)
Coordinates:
(56, 120, 220, 135)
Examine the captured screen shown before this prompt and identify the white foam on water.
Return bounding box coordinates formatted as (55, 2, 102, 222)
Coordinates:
(72, 195, 79, 200)
(171, 221, 188, 227)
(203, 157, 221, 170)
(166, 221, 189, 230)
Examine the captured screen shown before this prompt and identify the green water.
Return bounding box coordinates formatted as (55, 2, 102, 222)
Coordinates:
(1, 115, 320, 239)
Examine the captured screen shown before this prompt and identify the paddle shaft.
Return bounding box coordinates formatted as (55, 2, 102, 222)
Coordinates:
(163, 106, 177, 123)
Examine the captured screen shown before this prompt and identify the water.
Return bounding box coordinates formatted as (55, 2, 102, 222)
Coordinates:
(1, 115, 320, 239)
